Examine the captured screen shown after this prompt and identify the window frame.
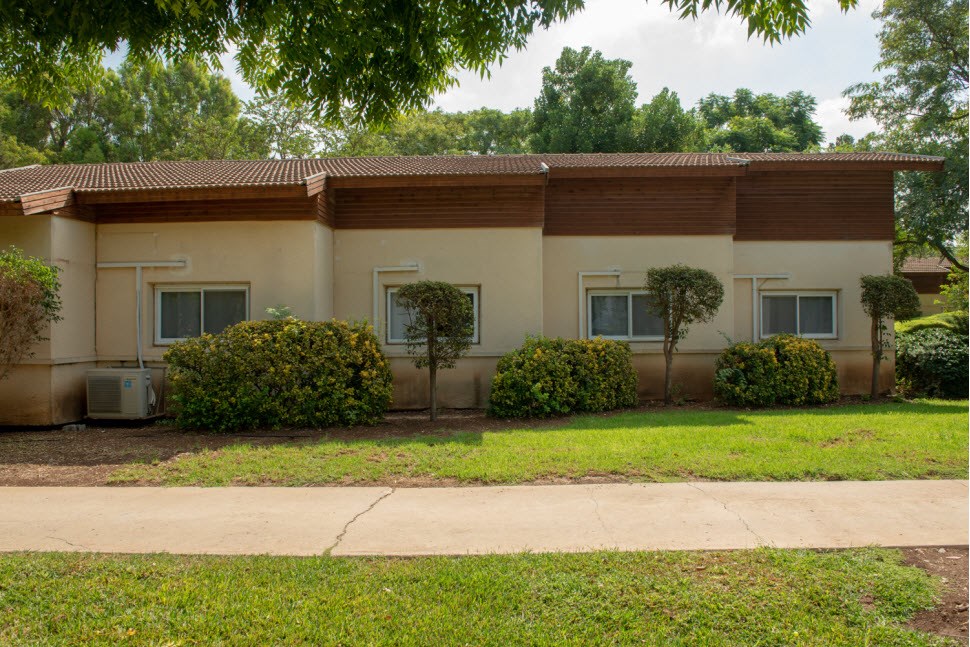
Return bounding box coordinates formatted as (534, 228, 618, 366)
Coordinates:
(587, 289, 665, 341)
(759, 290, 838, 340)
(385, 286, 480, 345)
(154, 284, 250, 345)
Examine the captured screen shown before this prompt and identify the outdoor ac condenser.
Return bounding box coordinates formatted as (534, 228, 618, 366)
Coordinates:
(86, 368, 153, 419)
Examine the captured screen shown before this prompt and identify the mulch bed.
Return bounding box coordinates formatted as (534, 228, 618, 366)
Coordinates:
(903, 546, 969, 645)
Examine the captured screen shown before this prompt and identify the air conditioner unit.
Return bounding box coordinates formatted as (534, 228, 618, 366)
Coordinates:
(86, 368, 153, 419)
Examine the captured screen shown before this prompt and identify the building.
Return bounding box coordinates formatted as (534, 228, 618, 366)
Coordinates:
(0, 152, 944, 425)
(900, 256, 954, 315)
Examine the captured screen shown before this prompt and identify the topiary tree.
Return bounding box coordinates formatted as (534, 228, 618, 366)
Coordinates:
(645, 265, 724, 405)
(860, 274, 921, 399)
(396, 281, 474, 421)
(0, 246, 62, 380)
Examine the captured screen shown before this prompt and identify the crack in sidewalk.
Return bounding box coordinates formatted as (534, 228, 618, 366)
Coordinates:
(587, 487, 618, 548)
(45, 535, 91, 551)
(325, 488, 395, 554)
(686, 483, 774, 548)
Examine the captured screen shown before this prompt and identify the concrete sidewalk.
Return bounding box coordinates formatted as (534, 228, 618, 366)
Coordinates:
(0, 481, 966, 557)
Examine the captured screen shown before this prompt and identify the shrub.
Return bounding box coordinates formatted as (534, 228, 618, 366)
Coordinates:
(894, 311, 969, 335)
(489, 336, 638, 418)
(896, 327, 969, 399)
(566, 337, 640, 413)
(165, 318, 392, 431)
(762, 334, 840, 405)
(713, 335, 839, 407)
(0, 246, 62, 380)
(713, 343, 780, 407)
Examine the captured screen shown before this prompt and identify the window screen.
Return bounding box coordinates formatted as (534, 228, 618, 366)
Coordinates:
(762, 295, 798, 336)
(589, 294, 628, 337)
(589, 292, 664, 339)
(160, 291, 201, 339)
(761, 293, 836, 338)
(157, 286, 248, 343)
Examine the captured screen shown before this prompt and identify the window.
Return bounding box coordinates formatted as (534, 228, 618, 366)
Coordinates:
(155, 285, 249, 344)
(760, 292, 837, 339)
(588, 290, 664, 340)
(386, 286, 480, 344)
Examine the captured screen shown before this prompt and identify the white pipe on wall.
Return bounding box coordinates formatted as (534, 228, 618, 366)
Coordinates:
(577, 269, 622, 339)
(733, 273, 790, 341)
(372, 264, 420, 338)
(96, 260, 188, 368)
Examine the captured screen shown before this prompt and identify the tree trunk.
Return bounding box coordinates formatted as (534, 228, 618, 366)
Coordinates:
(663, 344, 674, 406)
(870, 316, 881, 400)
(429, 364, 437, 421)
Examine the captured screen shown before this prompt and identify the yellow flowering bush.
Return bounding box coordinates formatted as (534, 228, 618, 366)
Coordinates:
(489, 336, 638, 418)
(164, 319, 392, 431)
(714, 334, 839, 407)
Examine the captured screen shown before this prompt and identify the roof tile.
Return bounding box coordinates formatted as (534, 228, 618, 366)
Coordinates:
(0, 152, 946, 202)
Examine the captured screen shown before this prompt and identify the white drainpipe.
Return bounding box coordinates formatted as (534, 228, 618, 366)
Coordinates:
(97, 260, 188, 368)
(733, 273, 790, 341)
(578, 269, 622, 339)
(372, 264, 420, 338)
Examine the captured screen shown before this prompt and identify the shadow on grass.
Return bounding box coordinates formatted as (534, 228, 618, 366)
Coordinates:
(1, 399, 964, 468)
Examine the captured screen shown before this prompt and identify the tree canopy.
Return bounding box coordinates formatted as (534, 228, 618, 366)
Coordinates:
(0, 0, 857, 123)
(844, 0, 968, 271)
(530, 46, 638, 153)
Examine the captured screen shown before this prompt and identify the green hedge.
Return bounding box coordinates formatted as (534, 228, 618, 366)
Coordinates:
(714, 334, 839, 407)
(165, 319, 392, 431)
(489, 336, 638, 418)
(896, 327, 969, 399)
(894, 311, 969, 335)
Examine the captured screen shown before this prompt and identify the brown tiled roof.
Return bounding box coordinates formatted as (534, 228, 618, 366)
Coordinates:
(0, 152, 946, 202)
(901, 256, 953, 273)
(534, 153, 740, 167)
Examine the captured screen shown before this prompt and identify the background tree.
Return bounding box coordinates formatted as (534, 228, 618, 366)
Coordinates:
(530, 47, 638, 153)
(859, 274, 921, 398)
(395, 281, 475, 421)
(633, 88, 701, 152)
(645, 265, 725, 405)
(845, 0, 968, 272)
(0, 0, 858, 123)
(0, 62, 269, 166)
(245, 92, 322, 159)
(695, 89, 824, 152)
(0, 247, 62, 381)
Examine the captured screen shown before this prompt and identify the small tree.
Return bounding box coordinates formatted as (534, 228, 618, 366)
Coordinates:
(645, 265, 724, 405)
(860, 274, 921, 398)
(0, 247, 62, 380)
(396, 281, 474, 421)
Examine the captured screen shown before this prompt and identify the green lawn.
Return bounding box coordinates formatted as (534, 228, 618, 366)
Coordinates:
(111, 400, 969, 486)
(0, 549, 952, 646)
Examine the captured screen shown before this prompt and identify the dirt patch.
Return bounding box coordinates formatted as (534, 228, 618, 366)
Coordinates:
(0, 409, 571, 486)
(903, 546, 969, 644)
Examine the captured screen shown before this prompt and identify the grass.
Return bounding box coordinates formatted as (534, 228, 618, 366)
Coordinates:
(110, 399, 969, 486)
(0, 548, 953, 646)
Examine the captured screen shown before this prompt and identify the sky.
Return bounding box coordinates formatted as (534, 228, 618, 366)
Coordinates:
(205, 0, 886, 146)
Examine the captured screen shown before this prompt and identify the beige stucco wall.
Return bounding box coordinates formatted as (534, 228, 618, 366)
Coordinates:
(734, 240, 894, 394)
(333, 228, 544, 408)
(541, 235, 736, 401)
(542, 235, 736, 346)
(0, 215, 96, 425)
(96, 221, 324, 363)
